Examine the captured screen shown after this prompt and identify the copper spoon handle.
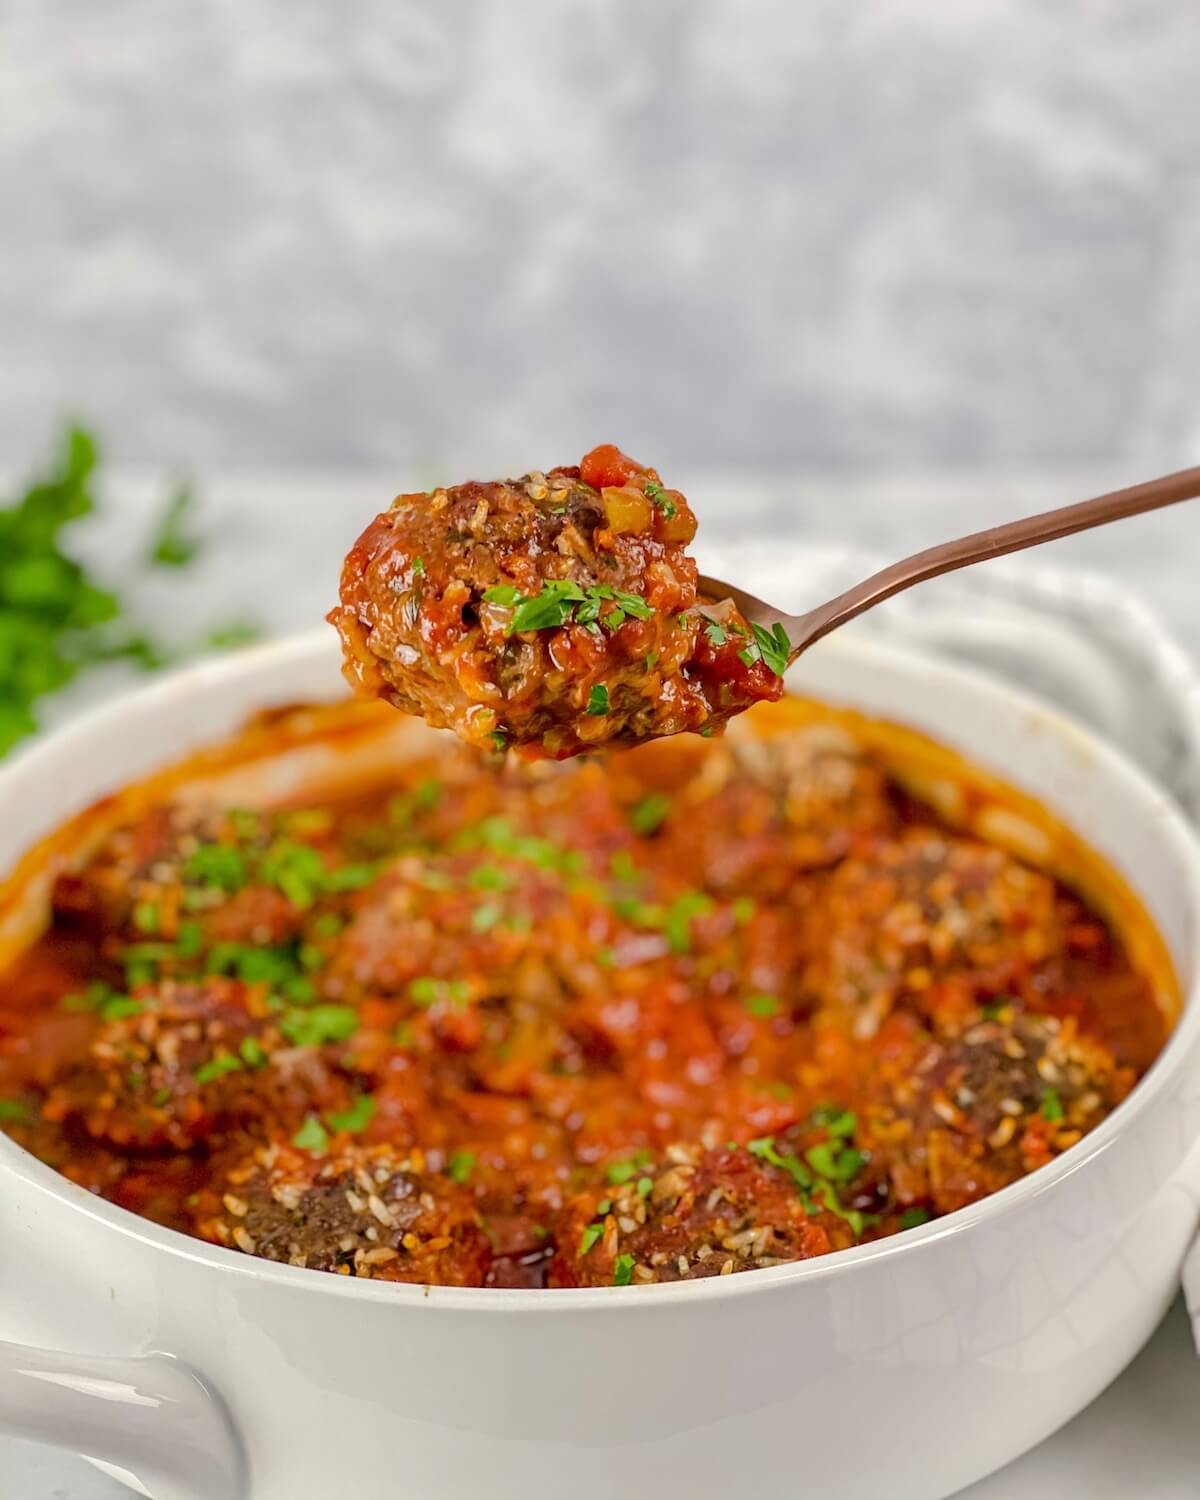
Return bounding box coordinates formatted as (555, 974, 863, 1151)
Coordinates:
(701, 464, 1200, 660)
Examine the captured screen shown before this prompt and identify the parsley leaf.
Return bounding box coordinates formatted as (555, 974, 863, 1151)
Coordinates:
(193, 1053, 243, 1086)
(750, 622, 792, 677)
(447, 1149, 476, 1184)
(579, 1223, 604, 1256)
(613, 1253, 636, 1286)
(279, 1004, 359, 1048)
(292, 1115, 329, 1154)
(629, 793, 671, 836)
(149, 485, 202, 568)
(586, 683, 610, 716)
(327, 1094, 376, 1134)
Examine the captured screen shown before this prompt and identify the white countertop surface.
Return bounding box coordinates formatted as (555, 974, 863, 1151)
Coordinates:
(4, 466, 1199, 1497)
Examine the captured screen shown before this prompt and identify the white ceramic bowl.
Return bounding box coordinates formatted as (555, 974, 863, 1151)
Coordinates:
(2, 629, 1200, 1500)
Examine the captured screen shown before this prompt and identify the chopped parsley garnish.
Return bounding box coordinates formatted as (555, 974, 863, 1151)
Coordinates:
(751, 622, 792, 677)
(736, 621, 793, 678)
(101, 995, 145, 1021)
(193, 1053, 243, 1086)
(731, 896, 756, 926)
(606, 1149, 652, 1185)
(471, 902, 503, 933)
(328, 1094, 376, 1134)
(586, 683, 610, 716)
(804, 1142, 864, 1183)
(488, 731, 508, 753)
(489, 578, 654, 636)
(1041, 1087, 1064, 1122)
(183, 843, 248, 893)
(62, 980, 119, 1013)
(409, 976, 471, 1008)
(642, 480, 678, 520)
(207, 943, 298, 989)
(629, 793, 671, 836)
(900, 1207, 931, 1230)
(279, 1004, 359, 1048)
(292, 1115, 329, 1154)
(239, 1036, 268, 1069)
(176, 920, 204, 959)
(810, 1106, 857, 1138)
(745, 993, 780, 1018)
(324, 862, 381, 894)
(636, 1175, 653, 1199)
(702, 616, 728, 647)
(510, 580, 584, 632)
(259, 839, 326, 909)
(412, 556, 426, 578)
(748, 1136, 814, 1195)
(132, 901, 160, 934)
(468, 865, 515, 892)
(0, 1099, 30, 1122)
(482, 583, 520, 606)
(447, 1149, 476, 1185)
(612, 1253, 637, 1286)
(579, 1223, 604, 1256)
(663, 890, 713, 954)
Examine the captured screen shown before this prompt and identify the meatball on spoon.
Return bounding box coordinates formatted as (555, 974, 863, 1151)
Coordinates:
(330, 444, 782, 759)
(331, 449, 1200, 758)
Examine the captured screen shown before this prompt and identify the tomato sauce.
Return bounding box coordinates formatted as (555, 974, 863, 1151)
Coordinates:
(0, 711, 1163, 1288)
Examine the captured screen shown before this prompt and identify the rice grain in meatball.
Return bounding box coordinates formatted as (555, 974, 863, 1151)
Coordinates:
(329, 444, 786, 758)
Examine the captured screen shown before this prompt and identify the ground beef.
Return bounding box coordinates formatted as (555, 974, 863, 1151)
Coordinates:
(329, 443, 785, 758)
(550, 1143, 855, 1286)
(872, 1007, 1131, 1216)
(813, 828, 1067, 1036)
(204, 1141, 492, 1285)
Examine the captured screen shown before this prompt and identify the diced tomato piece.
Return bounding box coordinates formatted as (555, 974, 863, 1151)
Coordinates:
(579, 444, 644, 490)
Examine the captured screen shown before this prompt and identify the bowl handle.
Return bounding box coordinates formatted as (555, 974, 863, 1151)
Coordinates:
(0, 1338, 245, 1499)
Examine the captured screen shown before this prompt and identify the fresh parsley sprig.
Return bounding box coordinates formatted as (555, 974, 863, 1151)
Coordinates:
(483, 579, 654, 635)
(737, 621, 792, 677)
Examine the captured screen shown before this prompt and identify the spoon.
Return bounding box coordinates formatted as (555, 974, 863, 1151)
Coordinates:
(699, 465, 1200, 664)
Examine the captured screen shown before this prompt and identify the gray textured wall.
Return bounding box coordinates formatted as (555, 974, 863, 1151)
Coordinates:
(4, 1, 1200, 475)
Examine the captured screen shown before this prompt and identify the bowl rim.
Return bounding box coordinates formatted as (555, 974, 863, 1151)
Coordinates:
(3, 626, 1200, 1314)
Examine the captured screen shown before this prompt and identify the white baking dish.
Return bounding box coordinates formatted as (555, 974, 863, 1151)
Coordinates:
(1, 627, 1199, 1500)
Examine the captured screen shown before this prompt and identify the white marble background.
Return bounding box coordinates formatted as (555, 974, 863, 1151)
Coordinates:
(4, 0, 1200, 477)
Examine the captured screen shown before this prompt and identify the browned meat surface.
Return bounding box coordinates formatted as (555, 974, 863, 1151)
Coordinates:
(329, 443, 786, 759)
(202, 1141, 492, 1285)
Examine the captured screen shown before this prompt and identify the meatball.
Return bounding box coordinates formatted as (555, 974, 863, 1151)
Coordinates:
(51, 801, 349, 957)
(874, 1009, 1131, 1216)
(815, 828, 1067, 1036)
(328, 444, 785, 759)
(43, 978, 354, 1150)
(203, 1141, 492, 1285)
(549, 1143, 855, 1287)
